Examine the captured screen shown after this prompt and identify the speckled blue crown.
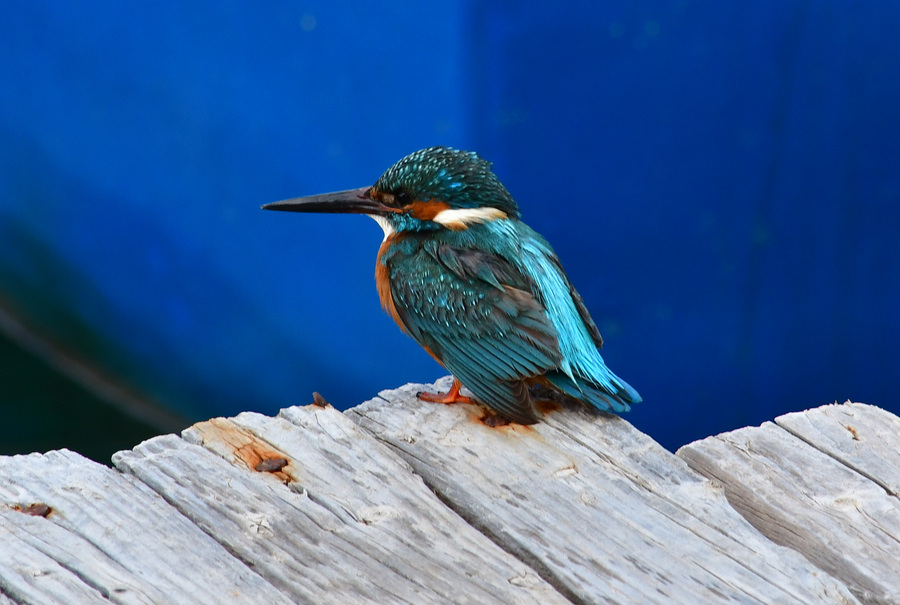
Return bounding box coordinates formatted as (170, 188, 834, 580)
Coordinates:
(374, 147, 521, 218)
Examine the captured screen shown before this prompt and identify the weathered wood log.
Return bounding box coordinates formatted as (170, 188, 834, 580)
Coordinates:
(775, 403, 900, 496)
(0, 450, 294, 605)
(113, 407, 566, 604)
(4, 379, 896, 604)
(349, 379, 858, 604)
(678, 403, 900, 604)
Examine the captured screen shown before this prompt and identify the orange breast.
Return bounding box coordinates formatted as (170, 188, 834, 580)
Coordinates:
(375, 236, 406, 333)
(374, 235, 445, 368)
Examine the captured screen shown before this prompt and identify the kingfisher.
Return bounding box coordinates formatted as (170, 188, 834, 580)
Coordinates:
(263, 146, 640, 424)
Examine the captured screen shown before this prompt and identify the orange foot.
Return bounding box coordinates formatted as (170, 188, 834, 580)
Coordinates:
(417, 378, 474, 405)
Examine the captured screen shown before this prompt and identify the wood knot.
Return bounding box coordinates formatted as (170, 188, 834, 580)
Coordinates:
(16, 503, 52, 518)
(255, 457, 289, 473)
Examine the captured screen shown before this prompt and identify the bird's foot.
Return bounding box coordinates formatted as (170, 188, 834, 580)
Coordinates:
(480, 412, 511, 428)
(417, 378, 474, 405)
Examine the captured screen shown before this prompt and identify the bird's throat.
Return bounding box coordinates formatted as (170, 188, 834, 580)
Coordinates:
(368, 214, 395, 242)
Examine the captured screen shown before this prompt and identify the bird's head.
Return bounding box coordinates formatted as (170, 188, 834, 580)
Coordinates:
(263, 146, 520, 235)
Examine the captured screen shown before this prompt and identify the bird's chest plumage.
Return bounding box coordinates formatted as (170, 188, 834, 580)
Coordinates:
(375, 235, 407, 332)
(375, 232, 500, 339)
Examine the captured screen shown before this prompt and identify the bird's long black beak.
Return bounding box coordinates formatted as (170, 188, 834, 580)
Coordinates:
(262, 187, 384, 214)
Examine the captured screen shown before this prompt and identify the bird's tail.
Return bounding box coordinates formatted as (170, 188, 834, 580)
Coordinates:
(545, 369, 641, 414)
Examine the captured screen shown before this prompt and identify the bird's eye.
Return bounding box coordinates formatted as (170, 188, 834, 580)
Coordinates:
(395, 191, 412, 205)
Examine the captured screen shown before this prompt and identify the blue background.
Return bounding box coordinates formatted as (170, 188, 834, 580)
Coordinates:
(2, 1, 898, 455)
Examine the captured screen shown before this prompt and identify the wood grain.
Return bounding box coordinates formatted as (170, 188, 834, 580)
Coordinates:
(4, 380, 895, 604)
(678, 412, 900, 605)
(776, 402, 900, 496)
(113, 407, 567, 604)
(349, 379, 857, 604)
(0, 450, 293, 605)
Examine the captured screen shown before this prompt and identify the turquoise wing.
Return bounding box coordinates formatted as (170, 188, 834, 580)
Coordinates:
(386, 240, 563, 423)
(517, 233, 641, 412)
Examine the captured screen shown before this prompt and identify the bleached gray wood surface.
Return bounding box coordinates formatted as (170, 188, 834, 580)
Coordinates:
(0, 450, 293, 605)
(775, 403, 900, 497)
(2, 379, 896, 604)
(114, 408, 566, 605)
(678, 403, 900, 605)
(350, 379, 857, 605)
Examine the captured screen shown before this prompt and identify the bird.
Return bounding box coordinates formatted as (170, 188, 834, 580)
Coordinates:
(263, 146, 640, 424)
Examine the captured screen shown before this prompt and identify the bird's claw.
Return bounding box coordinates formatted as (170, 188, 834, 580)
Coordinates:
(416, 378, 474, 405)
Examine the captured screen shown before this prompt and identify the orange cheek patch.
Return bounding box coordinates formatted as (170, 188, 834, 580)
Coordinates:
(407, 199, 451, 220)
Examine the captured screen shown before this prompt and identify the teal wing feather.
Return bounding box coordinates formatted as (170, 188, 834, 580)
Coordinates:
(550, 255, 604, 349)
(386, 239, 562, 423)
(516, 231, 641, 412)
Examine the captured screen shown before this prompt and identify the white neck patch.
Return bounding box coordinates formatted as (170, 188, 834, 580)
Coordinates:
(368, 214, 394, 241)
(368, 207, 507, 239)
(432, 207, 508, 230)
